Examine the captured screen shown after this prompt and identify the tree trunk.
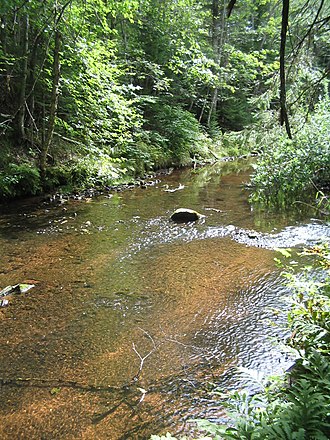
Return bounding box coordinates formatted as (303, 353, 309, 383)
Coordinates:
(207, 88, 218, 127)
(17, 13, 29, 141)
(199, 88, 210, 123)
(207, 0, 221, 127)
(279, 0, 292, 139)
(207, 0, 227, 127)
(0, 15, 7, 77)
(27, 34, 43, 133)
(0, 14, 11, 102)
(40, 30, 61, 180)
(226, 0, 236, 18)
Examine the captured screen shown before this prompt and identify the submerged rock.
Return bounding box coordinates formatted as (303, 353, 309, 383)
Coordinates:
(170, 208, 202, 223)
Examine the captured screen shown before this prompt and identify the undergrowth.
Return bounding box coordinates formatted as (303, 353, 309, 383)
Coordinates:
(250, 99, 330, 209)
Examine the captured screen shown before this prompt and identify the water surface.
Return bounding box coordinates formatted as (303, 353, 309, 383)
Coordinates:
(0, 160, 329, 439)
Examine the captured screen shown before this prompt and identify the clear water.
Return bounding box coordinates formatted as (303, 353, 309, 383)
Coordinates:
(0, 160, 329, 439)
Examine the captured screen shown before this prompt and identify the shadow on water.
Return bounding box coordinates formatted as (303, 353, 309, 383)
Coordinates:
(0, 159, 329, 439)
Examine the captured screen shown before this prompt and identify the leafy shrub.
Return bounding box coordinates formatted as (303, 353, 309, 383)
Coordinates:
(250, 99, 330, 207)
(43, 154, 127, 192)
(72, 155, 127, 187)
(0, 163, 41, 200)
(145, 101, 212, 165)
(217, 131, 256, 158)
(118, 129, 171, 176)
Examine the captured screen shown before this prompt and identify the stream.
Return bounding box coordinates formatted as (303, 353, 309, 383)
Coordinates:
(0, 159, 329, 439)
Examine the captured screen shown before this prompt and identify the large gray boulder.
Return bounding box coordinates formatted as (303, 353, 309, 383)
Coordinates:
(170, 208, 202, 222)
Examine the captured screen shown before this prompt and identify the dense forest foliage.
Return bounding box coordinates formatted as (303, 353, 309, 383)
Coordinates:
(0, 0, 329, 201)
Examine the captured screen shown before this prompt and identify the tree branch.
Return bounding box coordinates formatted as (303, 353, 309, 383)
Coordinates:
(227, 0, 237, 18)
(280, 0, 292, 139)
(131, 328, 157, 382)
(293, 0, 325, 56)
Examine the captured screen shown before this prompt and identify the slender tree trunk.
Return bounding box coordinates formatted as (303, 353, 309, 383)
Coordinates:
(226, 0, 236, 18)
(199, 88, 210, 123)
(17, 13, 29, 140)
(207, 88, 218, 127)
(280, 0, 292, 139)
(27, 34, 42, 133)
(0, 15, 7, 74)
(39, 0, 71, 180)
(207, 0, 226, 127)
(40, 30, 61, 180)
(0, 15, 11, 98)
(207, 0, 220, 127)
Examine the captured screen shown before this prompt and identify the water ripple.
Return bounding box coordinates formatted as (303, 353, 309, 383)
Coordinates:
(120, 216, 330, 259)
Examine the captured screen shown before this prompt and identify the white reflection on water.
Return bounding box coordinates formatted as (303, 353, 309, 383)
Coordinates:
(120, 216, 330, 260)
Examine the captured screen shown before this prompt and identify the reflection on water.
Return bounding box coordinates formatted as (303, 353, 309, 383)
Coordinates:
(0, 160, 329, 439)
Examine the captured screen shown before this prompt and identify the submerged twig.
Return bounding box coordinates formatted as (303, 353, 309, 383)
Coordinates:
(132, 327, 158, 382)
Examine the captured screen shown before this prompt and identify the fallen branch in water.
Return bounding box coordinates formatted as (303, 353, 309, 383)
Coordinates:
(131, 327, 158, 382)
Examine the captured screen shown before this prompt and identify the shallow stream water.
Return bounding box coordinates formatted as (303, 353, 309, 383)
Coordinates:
(0, 160, 329, 439)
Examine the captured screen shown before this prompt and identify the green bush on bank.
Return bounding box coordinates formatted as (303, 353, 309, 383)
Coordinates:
(250, 99, 330, 207)
(0, 155, 127, 199)
(0, 101, 220, 200)
(43, 154, 128, 193)
(112, 100, 214, 176)
(0, 163, 41, 200)
(144, 102, 213, 165)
